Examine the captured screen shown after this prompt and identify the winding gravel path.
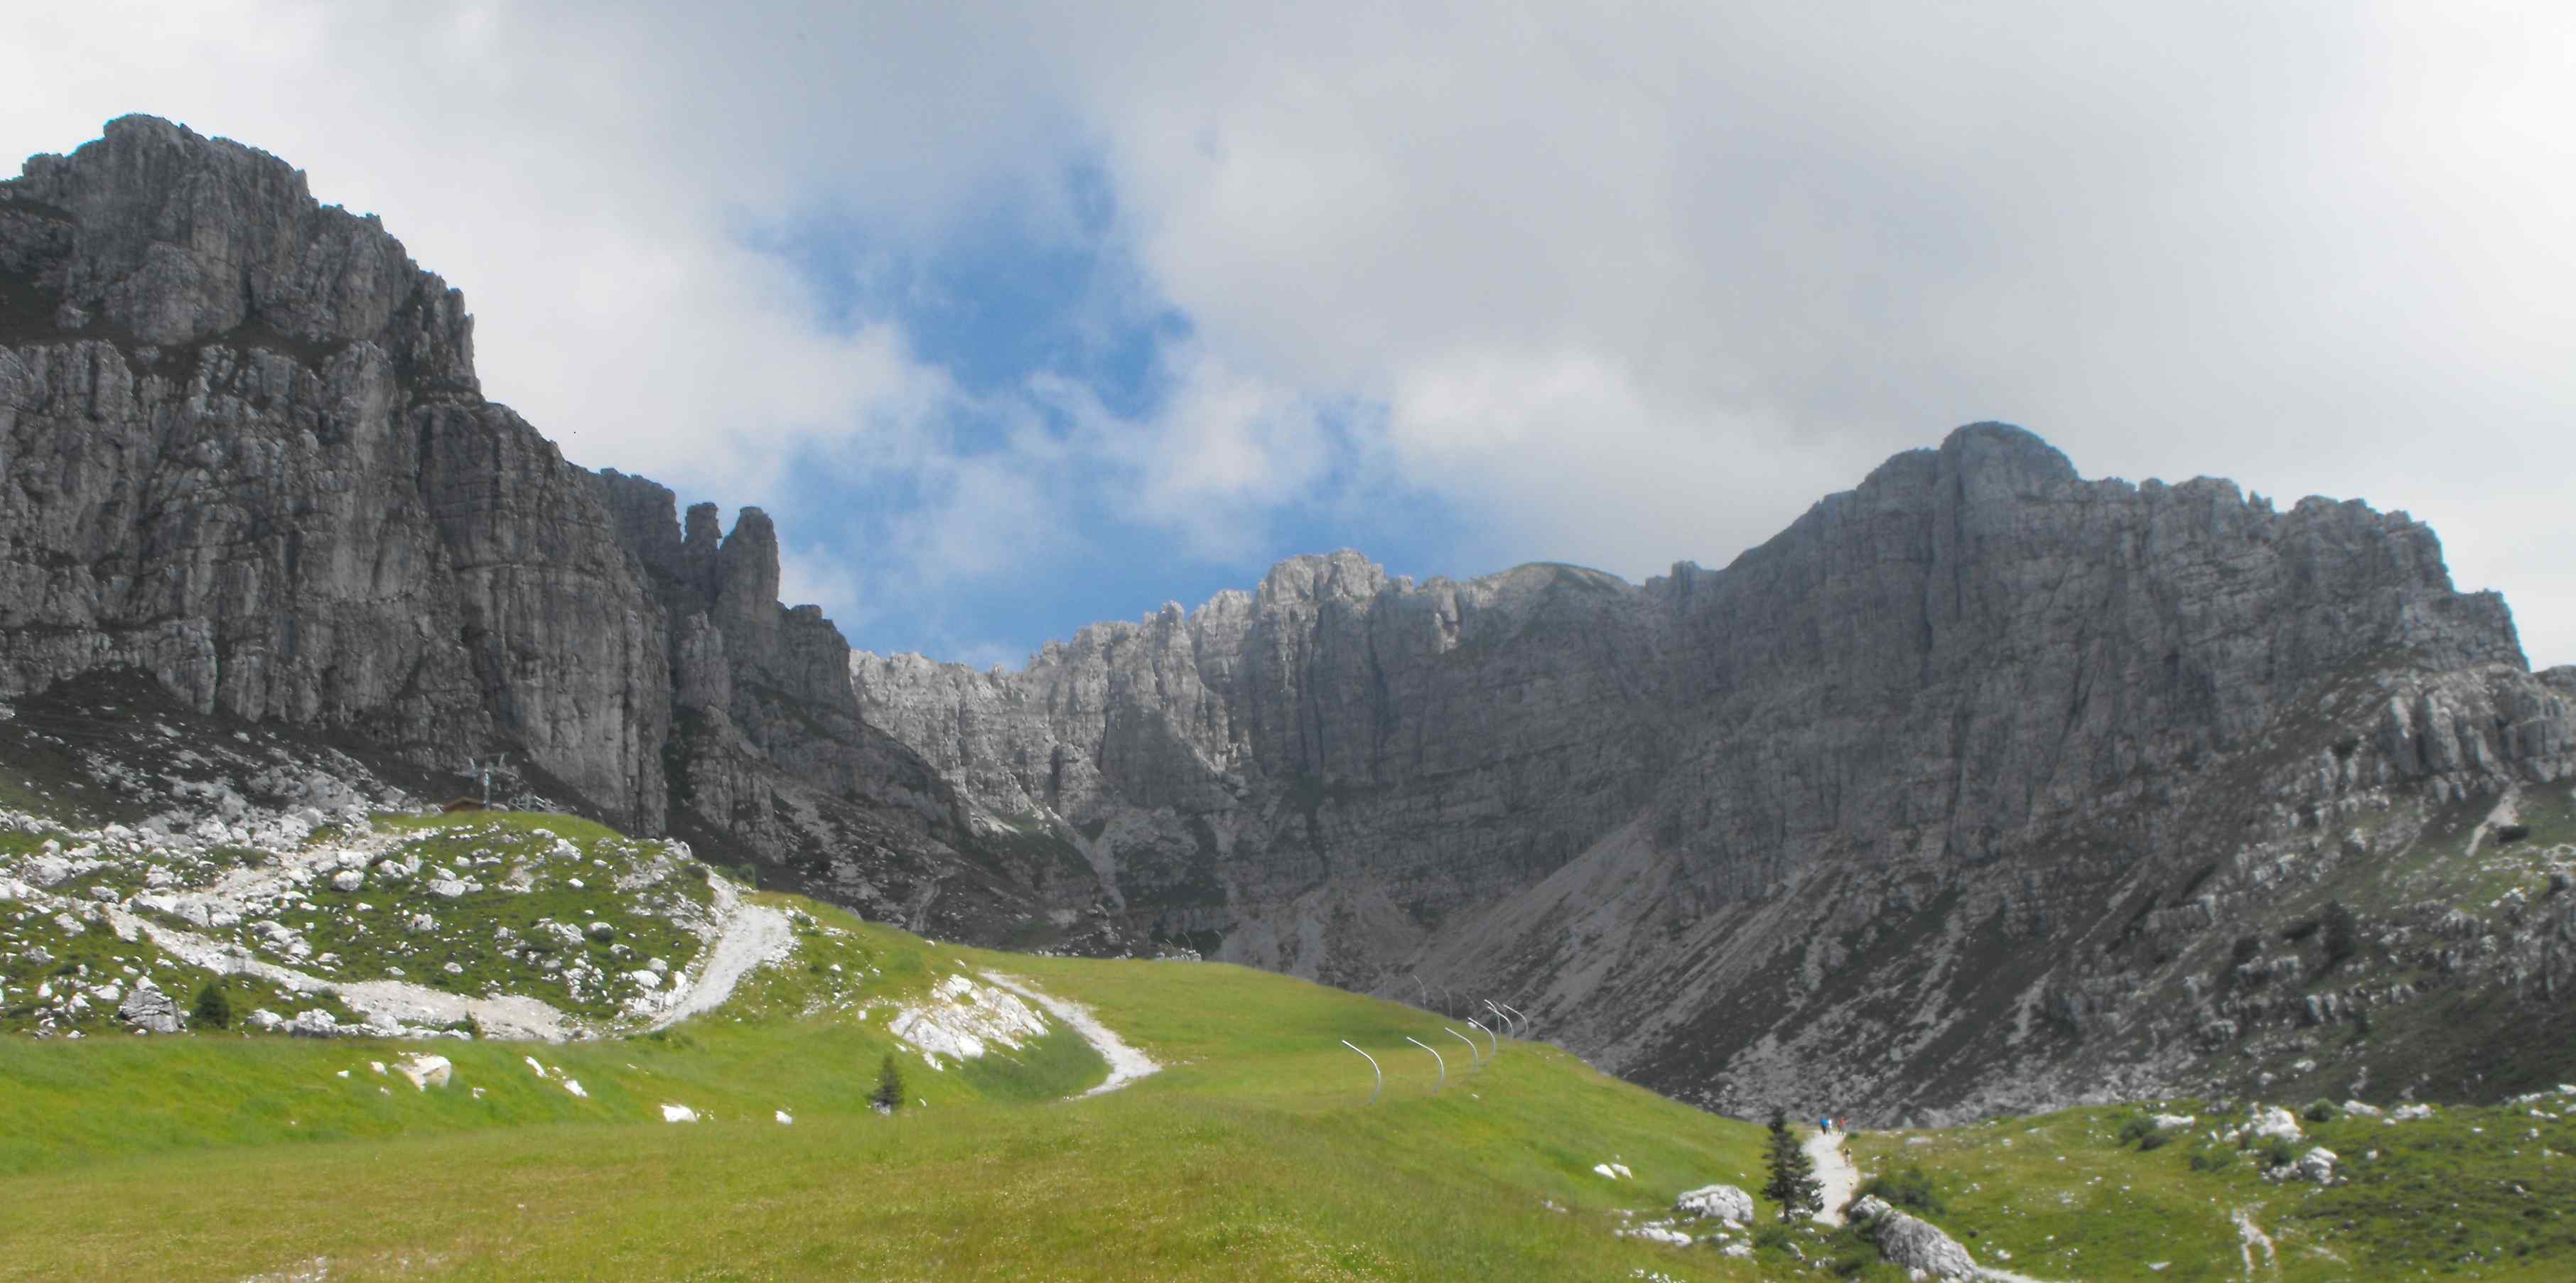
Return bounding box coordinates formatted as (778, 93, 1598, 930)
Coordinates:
(650, 885, 792, 1030)
(104, 905, 573, 1039)
(980, 972, 1160, 1097)
(1806, 1127, 1861, 1225)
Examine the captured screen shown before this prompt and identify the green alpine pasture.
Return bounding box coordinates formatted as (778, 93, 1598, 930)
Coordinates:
(7, 808, 2576, 1280)
(1850, 1096, 2576, 1282)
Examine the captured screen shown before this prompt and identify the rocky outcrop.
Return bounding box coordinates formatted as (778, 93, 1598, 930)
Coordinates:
(1, 116, 662, 827)
(0, 117, 1091, 944)
(1848, 1196, 1979, 1279)
(1674, 1183, 1754, 1223)
(858, 427, 2576, 1117)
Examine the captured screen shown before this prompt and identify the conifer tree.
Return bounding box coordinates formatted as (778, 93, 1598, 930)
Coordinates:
(1762, 1109, 1822, 1221)
(190, 979, 232, 1030)
(872, 1051, 907, 1114)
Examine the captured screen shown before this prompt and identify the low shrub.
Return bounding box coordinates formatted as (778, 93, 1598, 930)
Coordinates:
(1855, 1166, 1944, 1216)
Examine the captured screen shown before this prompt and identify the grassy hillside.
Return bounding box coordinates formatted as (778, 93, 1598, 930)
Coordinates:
(0, 877, 1783, 1281)
(9, 807, 2576, 1280)
(1848, 1096, 2576, 1282)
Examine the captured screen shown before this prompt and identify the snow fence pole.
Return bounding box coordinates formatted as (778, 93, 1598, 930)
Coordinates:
(1444, 1026, 1482, 1068)
(1498, 1001, 1530, 1039)
(1340, 1039, 1382, 1105)
(1467, 1017, 1499, 1059)
(1405, 1035, 1445, 1092)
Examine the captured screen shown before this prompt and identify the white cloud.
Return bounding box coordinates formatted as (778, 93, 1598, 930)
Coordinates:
(9, 1, 2572, 664)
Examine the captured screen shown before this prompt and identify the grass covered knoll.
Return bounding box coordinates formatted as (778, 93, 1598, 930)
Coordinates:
(0, 887, 1782, 1281)
(1849, 1095, 2576, 1281)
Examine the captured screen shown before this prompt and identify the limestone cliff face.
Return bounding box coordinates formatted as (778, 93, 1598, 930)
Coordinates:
(860, 427, 2576, 1116)
(1, 116, 664, 826)
(0, 117, 1086, 943)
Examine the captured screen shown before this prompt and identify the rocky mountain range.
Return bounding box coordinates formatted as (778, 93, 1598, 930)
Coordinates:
(6, 117, 2572, 1122)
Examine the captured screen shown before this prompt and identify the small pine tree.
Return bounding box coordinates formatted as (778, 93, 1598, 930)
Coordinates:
(190, 980, 232, 1031)
(1761, 1109, 1823, 1222)
(872, 1052, 906, 1114)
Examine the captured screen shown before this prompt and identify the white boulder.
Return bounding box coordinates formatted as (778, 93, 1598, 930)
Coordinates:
(2249, 1106, 2304, 1142)
(2296, 1147, 2338, 1184)
(394, 1055, 453, 1090)
(1675, 1184, 1755, 1223)
(329, 869, 364, 892)
(661, 1103, 699, 1123)
(117, 978, 183, 1034)
(1849, 1196, 1978, 1279)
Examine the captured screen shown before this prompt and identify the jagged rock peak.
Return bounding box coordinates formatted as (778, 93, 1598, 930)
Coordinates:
(2, 114, 476, 391)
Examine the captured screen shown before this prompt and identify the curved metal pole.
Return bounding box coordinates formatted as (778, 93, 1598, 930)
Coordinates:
(1498, 1001, 1530, 1039)
(1482, 999, 1516, 1039)
(1467, 1017, 1499, 1059)
(1405, 1035, 1445, 1092)
(1340, 1039, 1382, 1105)
(1410, 973, 1430, 1008)
(1444, 1026, 1482, 1068)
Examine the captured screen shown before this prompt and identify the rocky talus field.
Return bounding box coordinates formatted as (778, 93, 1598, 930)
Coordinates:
(4, 115, 2575, 1279)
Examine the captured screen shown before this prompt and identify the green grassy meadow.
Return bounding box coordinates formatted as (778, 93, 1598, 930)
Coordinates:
(1848, 1096, 2576, 1282)
(0, 882, 1779, 1281)
(10, 808, 2576, 1280)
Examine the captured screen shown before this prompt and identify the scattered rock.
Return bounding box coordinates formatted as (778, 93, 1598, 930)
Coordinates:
(289, 1009, 342, 1038)
(2249, 1106, 2304, 1142)
(1674, 1184, 1754, 1223)
(1617, 1225, 1692, 1246)
(116, 978, 182, 1034)
(329, 870, 364, 892)
(394, 1055, 453, 1090)
(661, 1103, 699, 1123)
(1849, 1196, 1978, 1279)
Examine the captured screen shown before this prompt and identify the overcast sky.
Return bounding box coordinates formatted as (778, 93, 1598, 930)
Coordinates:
(9, 2, 2570, 668)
